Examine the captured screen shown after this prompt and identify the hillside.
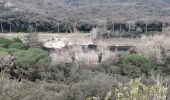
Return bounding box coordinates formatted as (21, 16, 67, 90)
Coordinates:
(1, 1, 170, 100)
(0, 0, 170, 33)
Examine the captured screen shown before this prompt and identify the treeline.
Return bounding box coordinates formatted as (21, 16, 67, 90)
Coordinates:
(0, 11, 170, 33)
(106, 19, 167, 33)
(0, 11, 95, 33)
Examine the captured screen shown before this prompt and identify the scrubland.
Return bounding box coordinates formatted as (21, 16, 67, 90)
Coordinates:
(0, 30, 170, 100)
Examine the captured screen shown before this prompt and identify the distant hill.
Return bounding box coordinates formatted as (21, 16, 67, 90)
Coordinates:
(2, 0, 170, 20)
(0, 0, 170, 33)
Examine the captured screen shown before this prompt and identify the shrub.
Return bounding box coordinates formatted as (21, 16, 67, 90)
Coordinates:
(64, 73, 115, 100)
(0, 74, 67, 100)
(9, 42, 29, 50)
(24, 33, 41, 47)
(13, 37, 23, 43)
(120, 55, 154, 76)
(13, 48, 51, 81)
(0, 51, 8, 57)
(0, 37, 12, 47)
(114, 78, 168, 100)
(14, 48, 49, 67)
(0, 48, 19, 54)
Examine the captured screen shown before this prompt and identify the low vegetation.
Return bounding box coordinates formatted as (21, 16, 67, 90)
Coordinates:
(1, 0, 170, 99)
(0, 34, 170, 100)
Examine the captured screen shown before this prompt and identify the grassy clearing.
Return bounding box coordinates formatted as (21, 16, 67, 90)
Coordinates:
(0, 33, 143, 47)
(0, 33, 89, 42)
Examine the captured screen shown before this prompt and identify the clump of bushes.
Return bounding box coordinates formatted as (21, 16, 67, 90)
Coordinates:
(0, 37, 29, 50)
(0, 74, 67, 100)
(0, 51, 8, 57)
(0, 37, 51, 81)
(12, 48, 51, 81)
(119, 55, 154, 77)
(114, 78, 168, 100)
(14, 48, 49, 67)
(13, 37, 23, 43)
(9, 42, 29, 50)
(0, 48, 19, 54)
(0, 37, 12, 47)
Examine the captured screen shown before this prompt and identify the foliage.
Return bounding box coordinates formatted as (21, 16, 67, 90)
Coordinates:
(0, 74, 67, 100)
(0, 48, 19, 54)
(13, 48, 51, 81)
(114, 78, 168, 100)
(1, 0, 170, 33)
(0, 37, 12, 47)
(0, 51, 8, 57)
(14, 48, 49, 67)
(120, 55, 154, 74)
(13, 37, 23, 43)
(0, 37, 27, 50)
(9, 42, 29, 50)
(24, 33, 40, 47)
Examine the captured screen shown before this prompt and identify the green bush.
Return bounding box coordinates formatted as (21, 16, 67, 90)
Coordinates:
(0, 37, 12, 47)
(0, 51, 8, 57)
(0, 48, 19, 54)
(13, 37, 23, 43)
(114, 78, 168, 100)
(120, 55, 154, 76)
(0, 74, 67, 100)
(9, 42, 29, 50)
(14, 48, 49, 67)
(13, 48, 51, 81)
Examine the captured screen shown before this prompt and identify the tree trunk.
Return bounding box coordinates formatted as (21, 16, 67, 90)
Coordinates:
(120, 22, 122, 33)
(35, 24, 37, 33)
(1, 22, 3, 34)
(66, 25, 68, 34)
(58, 25, 59, 33)
(113, 23, 115, 32)
(128, 24, 131, 32)
(74, 23, 77, 33)
(145, 23, 147, 33)
(69, 25, 72, 33)
(162, 21, 164, 32)
(10, 23, 12, 33)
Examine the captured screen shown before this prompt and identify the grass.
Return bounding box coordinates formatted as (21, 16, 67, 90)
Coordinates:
(0, 32, 142, 47)
(0, 51, 8, 57)
(0, 32, 88, 42)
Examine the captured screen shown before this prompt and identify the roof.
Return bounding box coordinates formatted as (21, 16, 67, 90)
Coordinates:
(43, 38, 94, 49)
(44, 40, 66, 49)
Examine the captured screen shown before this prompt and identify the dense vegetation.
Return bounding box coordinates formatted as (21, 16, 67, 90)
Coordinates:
(0, 0, 170, 33)
(0, 36, 170, 100)
(1, 0, 170, 99)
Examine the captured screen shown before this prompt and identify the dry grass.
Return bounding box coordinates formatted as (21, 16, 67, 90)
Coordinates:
(136, 33, 170, 62)
(50, 44, 118, 65)
(0, 33, 88, 42)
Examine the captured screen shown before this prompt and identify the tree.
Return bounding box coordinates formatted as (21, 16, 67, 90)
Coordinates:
(25, 24, 40, 47)
(0, 19, 4, 34)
